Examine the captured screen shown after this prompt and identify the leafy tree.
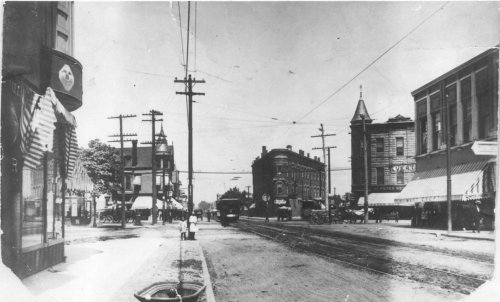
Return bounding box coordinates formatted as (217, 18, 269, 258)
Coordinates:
(220, 186, 246, 200)
(79, 139, 120, 194)
(197, 200, 213, 211)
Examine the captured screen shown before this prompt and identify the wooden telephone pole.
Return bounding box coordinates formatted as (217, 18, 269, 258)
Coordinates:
(360, 114, 369, 224)
(142, 110, 163, 225)
(174, 75, 205, 220)
(108, 114, 137, 228)
(312, 124, 336, 223)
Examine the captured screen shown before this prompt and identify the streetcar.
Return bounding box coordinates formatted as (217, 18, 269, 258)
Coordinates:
(216, 198, 241, 224)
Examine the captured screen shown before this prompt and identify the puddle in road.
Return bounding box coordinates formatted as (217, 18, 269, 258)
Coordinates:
(97, 234, 139, 241)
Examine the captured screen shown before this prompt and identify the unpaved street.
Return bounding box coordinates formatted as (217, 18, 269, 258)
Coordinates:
(198, 221, 465, 302)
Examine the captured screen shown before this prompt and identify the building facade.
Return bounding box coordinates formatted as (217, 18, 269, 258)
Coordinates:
(396, 47, 498, 229)
(252, 146, 325, 217)
(350, 94, 416, 210)
(121, 126, 180, 213)
(2, 2, 83, 277)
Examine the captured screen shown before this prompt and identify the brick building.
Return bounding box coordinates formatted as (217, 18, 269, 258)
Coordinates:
(252, 146, 325, 217)
(350, 92, 416, 211)
(396, 47, 497, 229)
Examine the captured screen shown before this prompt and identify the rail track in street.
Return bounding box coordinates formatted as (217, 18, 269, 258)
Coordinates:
(234, 220, 493, 295)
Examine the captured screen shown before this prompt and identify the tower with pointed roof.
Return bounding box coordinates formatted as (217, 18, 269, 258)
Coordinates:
(350, 85, 372, 205)
(349, 86, 416, 211)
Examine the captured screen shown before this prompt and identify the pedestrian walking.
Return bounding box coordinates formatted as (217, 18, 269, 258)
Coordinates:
(265, 201, 269, 222)
(472, 201, 481, 233)
(179, 217, 187, 240)
(189, 213, 198, 240)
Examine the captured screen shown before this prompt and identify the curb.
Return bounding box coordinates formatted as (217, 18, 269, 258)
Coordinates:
(442, 233, 495, 241)
(195, 241, 216, 302)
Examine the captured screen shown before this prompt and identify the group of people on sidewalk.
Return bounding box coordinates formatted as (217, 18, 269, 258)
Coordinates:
(179, 212, 200, 240)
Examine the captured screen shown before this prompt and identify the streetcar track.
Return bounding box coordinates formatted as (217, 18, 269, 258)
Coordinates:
(234, 220, 490, 294)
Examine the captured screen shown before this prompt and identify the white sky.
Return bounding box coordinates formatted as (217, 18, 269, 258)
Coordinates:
(73, 1, 500, 203)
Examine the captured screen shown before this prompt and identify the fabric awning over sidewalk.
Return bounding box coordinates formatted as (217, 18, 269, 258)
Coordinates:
(395, 160, 492, 204)
(131, 196, 153, 210)
(358, 192, 408, 207)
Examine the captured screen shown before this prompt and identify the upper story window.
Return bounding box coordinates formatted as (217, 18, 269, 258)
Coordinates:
(397, 169, 405, 184)
(125, 175, 132, 190)
(396, 137, 404, 156)
(417, 100, 427, 154)
(430, 92, 442, 151)
(476, 67, 494, 138)
(55, 2, 73, 55)
(461, 76, 472, 143)
(445, 83, 457, 147)
(376, 167, 384, 185)
(376, 138, 384, 152)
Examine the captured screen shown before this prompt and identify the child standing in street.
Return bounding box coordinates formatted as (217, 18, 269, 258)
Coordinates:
(179, 217, 187, 240)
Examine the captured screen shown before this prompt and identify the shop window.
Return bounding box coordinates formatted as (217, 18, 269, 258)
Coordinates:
(476, 68, 494, 138)
(376, 138, 384, 152)
(461, 77, 472, 142)
(376, 167, 384, 185)
(22, 167, 44, 247)
(396, 137, 404, 156)
(397, 169, 405, 184)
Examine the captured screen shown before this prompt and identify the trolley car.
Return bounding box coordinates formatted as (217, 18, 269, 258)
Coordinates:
(216, 198, 241, 224)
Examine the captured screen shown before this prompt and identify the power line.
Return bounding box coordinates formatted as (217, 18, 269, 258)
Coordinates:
(294, 2, 450, 123)
(177, 1, 186, 68)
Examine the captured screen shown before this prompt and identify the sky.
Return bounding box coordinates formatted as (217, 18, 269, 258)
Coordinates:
(73, 1, 500, 204)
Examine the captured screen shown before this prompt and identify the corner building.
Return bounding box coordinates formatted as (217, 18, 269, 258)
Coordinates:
(252, 146, 325, 217)
(396, 48, 498, 229)
(350, 93, 416, 216)
(1, 2, 82, 277)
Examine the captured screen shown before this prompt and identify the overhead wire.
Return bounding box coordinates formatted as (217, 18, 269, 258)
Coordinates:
(293, 1, 450, 124)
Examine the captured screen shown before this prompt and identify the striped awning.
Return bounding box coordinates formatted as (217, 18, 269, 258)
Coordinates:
(358, 192, 409, 207)
(16, 82, 78, 178)
(395, 160, 491, 204)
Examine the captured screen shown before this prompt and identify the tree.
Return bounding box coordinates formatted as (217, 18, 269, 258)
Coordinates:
(79, 139, 120, 194)
(220, 186, 246, 200)
(197, 201, 213, 211)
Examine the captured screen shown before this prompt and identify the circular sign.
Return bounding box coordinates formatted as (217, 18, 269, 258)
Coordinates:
(262, 193, 270, 202)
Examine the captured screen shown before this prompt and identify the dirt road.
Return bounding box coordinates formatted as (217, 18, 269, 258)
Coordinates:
(198, 222, 465, 302)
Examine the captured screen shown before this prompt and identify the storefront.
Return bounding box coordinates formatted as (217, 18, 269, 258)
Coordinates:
(396, 159, 496, 229)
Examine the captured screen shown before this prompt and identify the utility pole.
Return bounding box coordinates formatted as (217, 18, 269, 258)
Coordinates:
(312, 124, 336, 223)
(445, 91, 452, 233)
(327, 146, 337, 195)
(142, 110, 163, 225)
(108, 114, 137, 228)
(361, 114, 369, 224)
(174, 75, 205, 224)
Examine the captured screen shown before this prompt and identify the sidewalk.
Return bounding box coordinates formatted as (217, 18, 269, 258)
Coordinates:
(18, 223, 215, 302)
(243, 216, 495, 241)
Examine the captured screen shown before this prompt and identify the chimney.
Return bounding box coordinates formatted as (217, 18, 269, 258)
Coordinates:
(299, 149, 304, 156)
(262, 146, 267, 157)
(132, 140, 138, 166)
(286, 145, 292, 151)
(307, 153, 310, 158)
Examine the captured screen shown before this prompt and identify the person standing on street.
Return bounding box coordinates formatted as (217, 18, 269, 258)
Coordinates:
(189, 213, 198, 240)
(265, 201, 269, 222)
(179, 217, 187, 240)
(472, 201, 481, 233)
(207, 210, 211, 222)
